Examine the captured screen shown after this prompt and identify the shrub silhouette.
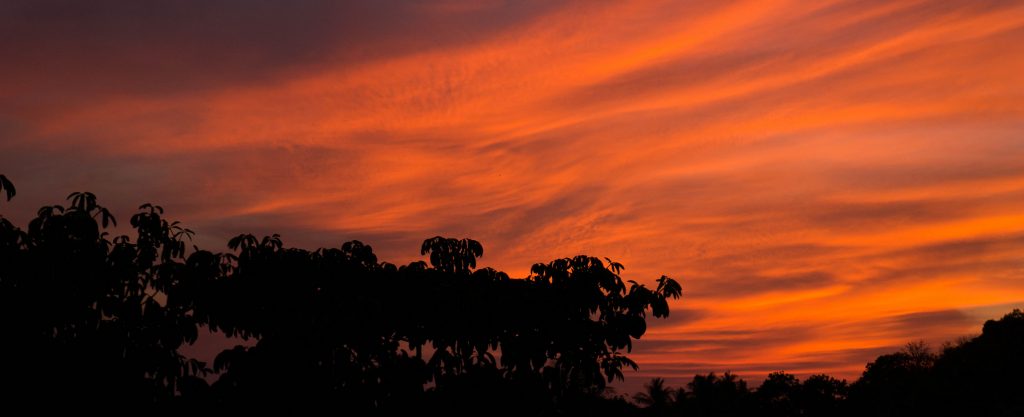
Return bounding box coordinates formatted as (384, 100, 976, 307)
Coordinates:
(0, 181, 681, 413)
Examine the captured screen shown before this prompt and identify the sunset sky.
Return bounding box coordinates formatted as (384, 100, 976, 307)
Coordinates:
(2, 0, 1023, 390)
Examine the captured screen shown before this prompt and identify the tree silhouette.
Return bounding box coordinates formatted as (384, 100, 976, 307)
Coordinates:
(626, 311, 1024, 417)
(928, 309, 1024, 416)
(633, 377, 674, 413)
(801, 374, 848, 417)
(842, 314, 1024, 417)
(421, 236, 483, 274)
(4, 177, 1024, 415)
(848, 341, 937, 416)
(0, 181, 682, 414)
(681, 372, 752, 416)
(755, 371, 801, 417)
(2, 186, 206, 408)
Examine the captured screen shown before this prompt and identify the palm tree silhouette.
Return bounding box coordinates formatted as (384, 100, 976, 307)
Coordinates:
(633, 377, 674, 409)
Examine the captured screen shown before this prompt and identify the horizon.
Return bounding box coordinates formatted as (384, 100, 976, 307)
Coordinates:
(2, 0, 1023, 396)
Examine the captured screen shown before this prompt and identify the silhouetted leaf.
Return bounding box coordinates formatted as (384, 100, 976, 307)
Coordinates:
(0, 175, 15, 201)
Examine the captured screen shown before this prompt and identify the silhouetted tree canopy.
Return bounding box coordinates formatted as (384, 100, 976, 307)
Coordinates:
(632, 377, 674, 413)
(755, 371, 801, 417)
(0, 182, 681, 414)
(680, 371, 751, 417)
(628, 310, 1024, 417)
(800, 374, 848, 416)
(2, 178, 1022, 416)
(846, 310, 1024, 417)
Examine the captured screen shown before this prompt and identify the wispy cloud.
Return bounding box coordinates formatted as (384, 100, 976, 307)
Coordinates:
(2, 0, 1023, 392)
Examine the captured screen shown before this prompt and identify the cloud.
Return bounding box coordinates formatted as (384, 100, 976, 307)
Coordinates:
(2, 0, 1024, 392)
(886, 309, 975, 334)
(0, 0, 560, 100)
(648, 308, 709, 329)
(686, 271, 839, 299)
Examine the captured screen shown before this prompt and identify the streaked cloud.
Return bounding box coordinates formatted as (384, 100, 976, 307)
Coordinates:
(2, 0, 1023, 392)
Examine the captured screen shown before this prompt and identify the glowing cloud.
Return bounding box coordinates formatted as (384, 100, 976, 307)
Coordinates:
(2, 0, 1023, 391)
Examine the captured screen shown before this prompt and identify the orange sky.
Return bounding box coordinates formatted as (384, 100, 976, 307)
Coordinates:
(2, 0, 1023, 391)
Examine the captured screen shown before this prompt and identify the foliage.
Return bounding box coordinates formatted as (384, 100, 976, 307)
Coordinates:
(0, 180, 681, 413)
(631, 310, 1024, 417)
(0, 174, 14, 201)
(2, 188, 204, 408)
(632, 377, 674, 411)
(4, 177, 1023, 415)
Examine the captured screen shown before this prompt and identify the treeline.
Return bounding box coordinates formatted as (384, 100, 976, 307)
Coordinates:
(1, 179, 1021, 415)
(0, 183, 679, 414)
(627, 311, 1024, 417)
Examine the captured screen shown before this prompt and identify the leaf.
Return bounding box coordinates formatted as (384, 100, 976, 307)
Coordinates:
(468, 239, 484, 257)
(657, 275, 682, 299)
(97, 207, 117, 228)
(603, 257, 625, 274)
(228, 234, 246, 251)
(627, 315, 647, 339)
(0, 175, 15, 201)
(421, 236, 439, 255)
(652, 297, 670, 318)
